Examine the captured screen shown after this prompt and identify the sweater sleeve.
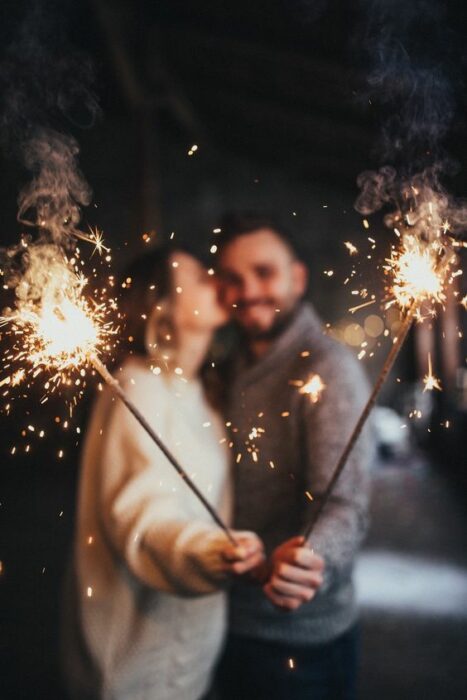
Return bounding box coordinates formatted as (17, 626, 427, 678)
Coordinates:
(299, 348, 375, 593)
(95, 376, 230, 597)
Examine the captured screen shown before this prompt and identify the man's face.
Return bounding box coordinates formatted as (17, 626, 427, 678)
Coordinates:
(217, 229, 307, 338)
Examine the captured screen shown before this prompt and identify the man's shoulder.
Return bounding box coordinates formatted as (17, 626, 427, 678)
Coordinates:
(289, 310, 355, 368)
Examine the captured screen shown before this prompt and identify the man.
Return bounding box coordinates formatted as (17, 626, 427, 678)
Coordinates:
(214, 212, 374, 700)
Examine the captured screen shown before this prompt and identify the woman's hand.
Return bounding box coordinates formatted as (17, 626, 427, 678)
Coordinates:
(221, 531, 265, 575)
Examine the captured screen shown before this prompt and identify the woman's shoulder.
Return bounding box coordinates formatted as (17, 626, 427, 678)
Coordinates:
(113, 356, 169, 399)
(111, 356, 209, 411)
(116, 355, 156, 378)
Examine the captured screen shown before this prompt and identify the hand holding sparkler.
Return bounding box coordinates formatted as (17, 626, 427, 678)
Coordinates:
(221, 532, 266, 575)
(263, 536, 325, 611)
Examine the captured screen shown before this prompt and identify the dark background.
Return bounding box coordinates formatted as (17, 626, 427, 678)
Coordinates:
(0, 1, 466, 698)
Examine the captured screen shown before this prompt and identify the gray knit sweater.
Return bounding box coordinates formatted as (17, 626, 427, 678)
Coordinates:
(226, 302, 374, 646)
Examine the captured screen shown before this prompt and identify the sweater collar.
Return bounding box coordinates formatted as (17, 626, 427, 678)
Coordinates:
(234, 302, 323, 386)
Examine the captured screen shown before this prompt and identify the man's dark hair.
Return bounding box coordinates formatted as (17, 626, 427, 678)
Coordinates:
(215, 211, 300, 259)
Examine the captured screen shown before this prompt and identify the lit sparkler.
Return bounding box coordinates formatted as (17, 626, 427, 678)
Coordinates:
(1, 248, 235, 543)
(303, 219, 460, 541)
(1, 244, 115, 392)
(384, 234, 448, 311)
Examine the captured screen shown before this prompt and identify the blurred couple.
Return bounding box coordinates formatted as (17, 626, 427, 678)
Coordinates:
(64, 212, 373, 700)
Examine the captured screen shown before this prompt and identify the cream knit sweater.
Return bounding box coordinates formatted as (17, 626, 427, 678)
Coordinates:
(65, 358, 232, 700)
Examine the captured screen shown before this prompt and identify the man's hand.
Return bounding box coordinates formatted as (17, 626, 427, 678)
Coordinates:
(221, 531, 265, 575)
(263, 536, 324, 610)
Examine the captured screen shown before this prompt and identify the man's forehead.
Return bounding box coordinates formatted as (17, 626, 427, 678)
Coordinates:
(219, 228, 295, 266)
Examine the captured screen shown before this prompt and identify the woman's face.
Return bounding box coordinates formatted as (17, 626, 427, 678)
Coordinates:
(170, 251, 228, 332)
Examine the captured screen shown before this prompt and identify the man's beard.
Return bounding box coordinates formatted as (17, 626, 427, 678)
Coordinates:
(236, 301, 300, 341)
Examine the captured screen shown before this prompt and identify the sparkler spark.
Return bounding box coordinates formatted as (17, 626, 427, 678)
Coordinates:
(299, 374, 326, 403)
(349, 299, 376, 314)
(89, 226, 110, 256)
(385, 234, 447, 310)
(423, 353, 442, 392)
(344, 241, 358, 255)
(0, 369, 25, 388)
(1, 247, 116, 390)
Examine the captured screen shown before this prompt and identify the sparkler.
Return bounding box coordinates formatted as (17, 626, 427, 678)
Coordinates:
(423, 353, 442, 392)
(1, 248, 235, 544)
(303, 223, 460, 542)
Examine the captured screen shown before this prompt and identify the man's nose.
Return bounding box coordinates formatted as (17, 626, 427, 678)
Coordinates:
(239, 276, 261, 300)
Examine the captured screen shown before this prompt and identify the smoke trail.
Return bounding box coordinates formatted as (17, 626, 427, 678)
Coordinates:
(355, 164, 467, 241)
(354, 0, 461, 171)
(0, 0, 100, 249)
(353, 0, 467, 238)
(17, 128, 92, 243)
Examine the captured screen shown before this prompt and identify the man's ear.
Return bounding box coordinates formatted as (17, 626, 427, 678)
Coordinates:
(292, 260, 308, 296)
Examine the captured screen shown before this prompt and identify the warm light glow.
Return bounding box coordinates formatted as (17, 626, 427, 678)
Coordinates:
(299, 374, 326, 403)
(89, 226, 110, 256)
(344, 241, 358, 255)
(344, 323, 365, 346)
(27, 296, 100, 368)
(385, 235, 445, 309)
(423, 353, 442, 392)
(364, 315, 385, 338)
(1, 251, 116, 391)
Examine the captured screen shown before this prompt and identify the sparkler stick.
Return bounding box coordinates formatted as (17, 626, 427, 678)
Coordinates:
(90, 355, 237, 545)
(303, 302, 417, 542)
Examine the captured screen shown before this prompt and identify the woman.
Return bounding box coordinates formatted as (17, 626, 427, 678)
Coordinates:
(64, 246, 264, 700)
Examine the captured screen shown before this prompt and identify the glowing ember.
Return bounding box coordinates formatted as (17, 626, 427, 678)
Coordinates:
(423, 353, 442, 393)
(89, 226, 110, 256)
(384, 234, 452, 311)
(299, 374, 326, 403)
(0, 369, 26, 388)
(248, 426, 260, 440)
(1, 245, 116, 391)
(349, 298, 376, 314)
(26, 297, 100, 367)
(344, 241, 358, 255)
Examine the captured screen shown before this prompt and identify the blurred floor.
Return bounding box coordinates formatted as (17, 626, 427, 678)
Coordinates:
(358, 454, 467, 699)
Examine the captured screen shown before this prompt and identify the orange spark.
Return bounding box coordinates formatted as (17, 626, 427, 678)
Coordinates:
(423, 353, 442, 392)
(299, 374, 326, 403)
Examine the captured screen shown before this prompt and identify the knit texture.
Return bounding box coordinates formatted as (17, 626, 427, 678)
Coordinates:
(64, 359, 232, 700)
(227, 303, 374, 645)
